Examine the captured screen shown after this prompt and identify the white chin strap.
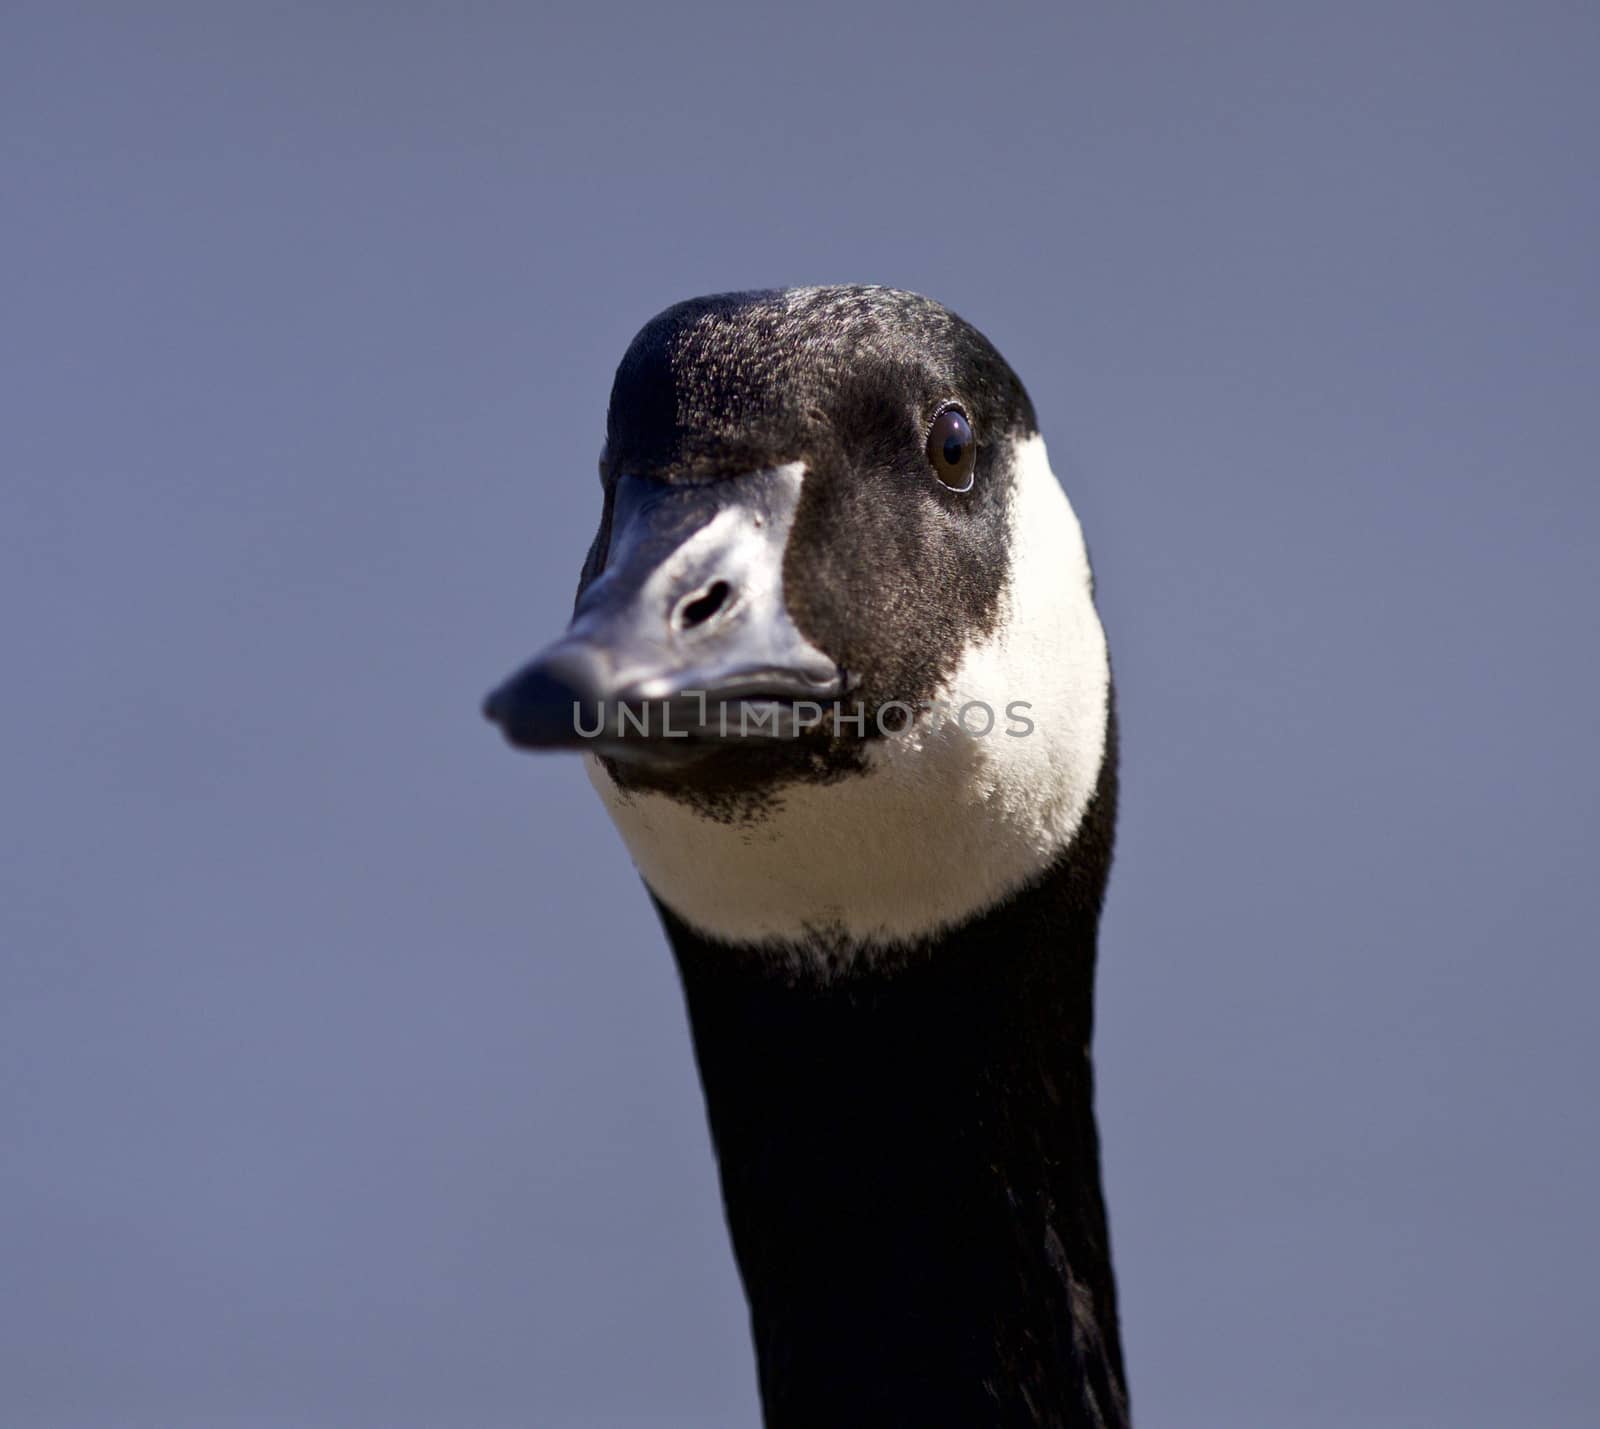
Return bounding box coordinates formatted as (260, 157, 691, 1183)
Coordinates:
(587, 434, 1111, 956)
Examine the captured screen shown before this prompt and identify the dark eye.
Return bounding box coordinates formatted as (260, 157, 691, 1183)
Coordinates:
(926, 406, 975, 492)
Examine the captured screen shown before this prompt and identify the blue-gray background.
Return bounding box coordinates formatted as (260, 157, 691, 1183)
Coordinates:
(4, 4, 1597, 1426)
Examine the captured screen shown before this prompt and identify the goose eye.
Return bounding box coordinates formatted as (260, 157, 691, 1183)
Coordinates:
(926, 406, 975, 492)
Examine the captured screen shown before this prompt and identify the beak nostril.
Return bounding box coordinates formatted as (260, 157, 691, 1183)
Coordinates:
(676, 579, 733, 630)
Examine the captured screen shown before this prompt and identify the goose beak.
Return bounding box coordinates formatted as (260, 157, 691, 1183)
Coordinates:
(483, 463, 845, 757)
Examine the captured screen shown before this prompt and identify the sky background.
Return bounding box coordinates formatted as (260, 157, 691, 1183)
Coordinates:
(4, 3, 1598, 1426)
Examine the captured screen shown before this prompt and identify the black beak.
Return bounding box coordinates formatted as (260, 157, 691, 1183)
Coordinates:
(483, 464, 846, 757)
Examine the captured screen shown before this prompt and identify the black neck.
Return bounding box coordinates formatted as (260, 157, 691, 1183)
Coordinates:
(659, 745, 1126, 1429)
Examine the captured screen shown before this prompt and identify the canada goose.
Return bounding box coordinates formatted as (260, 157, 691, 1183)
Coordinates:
(485, 286, 1126, 1428)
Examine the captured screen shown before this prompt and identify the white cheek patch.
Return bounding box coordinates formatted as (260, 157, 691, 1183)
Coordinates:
(586, 434, 1110, 953)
